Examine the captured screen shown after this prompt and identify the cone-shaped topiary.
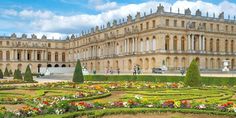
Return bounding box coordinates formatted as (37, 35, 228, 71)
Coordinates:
(4, 67, 10, 77)
(184, 59, 202, 87)
(0, 69, 3, 79)
(73, 59, 84, 83)
(14, 69, 23, 80)
(24, 65, 34, 82)
(9, 69, 13, 76)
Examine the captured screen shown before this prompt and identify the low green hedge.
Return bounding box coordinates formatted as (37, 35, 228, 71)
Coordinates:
(84, 75, 236, 86)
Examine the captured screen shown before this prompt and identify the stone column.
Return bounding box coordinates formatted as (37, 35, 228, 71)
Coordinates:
(124, 39, 127, 53)
(10, 50, 14, 61)
(25, 50, 28, 60)
(177, 35, 181, 51)
(132, 38, 135, 53)
(191, 34, 194, 50)
(127, 39, 129, 53)
(199, 35, 202, 51)
(2, 50, 6, 61)
(202, 35, 205, 51)
(187, 34, 191, 50)
(14, 50, 17, 60)
(169, 35, 173, 50)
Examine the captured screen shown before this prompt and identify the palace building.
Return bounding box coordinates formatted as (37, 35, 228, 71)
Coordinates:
(1, 4, 236, 73)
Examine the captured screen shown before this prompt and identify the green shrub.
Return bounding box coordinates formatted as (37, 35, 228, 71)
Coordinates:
(184, 59, 201, 87)
(4, 67, 10, 77)
(13, 69, 22, 80)
(9, 69, 12, 76)
(24, 65, 34, 82)
(0, 69, 3, 79)
(73, 59, 84, 83)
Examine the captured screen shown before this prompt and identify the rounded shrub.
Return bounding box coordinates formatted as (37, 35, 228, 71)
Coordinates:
(184, 59, 201, 87)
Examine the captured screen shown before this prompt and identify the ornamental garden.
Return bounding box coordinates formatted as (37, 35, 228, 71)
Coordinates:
(0, 60, 236, 118)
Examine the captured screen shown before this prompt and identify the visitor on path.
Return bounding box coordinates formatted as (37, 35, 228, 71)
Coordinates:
(117, 68, 120, 75)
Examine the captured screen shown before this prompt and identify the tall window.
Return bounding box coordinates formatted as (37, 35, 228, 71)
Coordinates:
(37, 51, 41, 60)
(55, 52, 58, 62)
(210, 39, 213, 52)
(146, 22, 149, 30)
(173, 36, 177, 51)
(62, 52, 65, 62)
(140, 23, 143, 31)
(6, 51, 10, 60)
(152, 20, 156, 28)
(165, 19, 169, 26)
(48, 52, 51, 61)
(0, 51, 2, 60)
(217, 24, 220, 31)
(174, 20, 177, 27)
(225, 40, 228, 52)
(181, 37, 185, 51)
(216, 39, 220, 52)
(210, 24, 213, 31)
(165, 36, 170, 50)
(231, 40, 234, 53)
(181, 21, 185, 28)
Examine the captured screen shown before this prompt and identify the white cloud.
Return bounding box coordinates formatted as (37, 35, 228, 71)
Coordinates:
(0, 0, 236, 39)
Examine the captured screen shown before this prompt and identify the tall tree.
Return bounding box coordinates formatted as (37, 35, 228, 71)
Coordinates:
(73, 60, 84, 83)
(24, 65, 34, 82)
(184, 59, 201, 87)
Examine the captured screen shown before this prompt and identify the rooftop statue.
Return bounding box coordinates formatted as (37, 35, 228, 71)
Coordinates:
(22, 34, 27, 38)
(113, 20, 117, 26)
(71, 34, 75, 39)
(185, 8, 191, 15)
(157, 4, 164, 13)
(219, 12, 224, 19)
(135, 12, 141, 20)
(41, 35, 47, 40)
(127, 14, 132, 22)
(31, 34, 37, 39)
(107, 22, 111, 28)
(196, 9, 202, 16)
(11, 33, 17, 38)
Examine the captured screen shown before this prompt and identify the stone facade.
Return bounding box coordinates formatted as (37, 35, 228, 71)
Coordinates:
(1, 5, 236, 73)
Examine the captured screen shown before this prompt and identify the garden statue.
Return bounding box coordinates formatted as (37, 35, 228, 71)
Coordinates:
(222, 60, 230, 72)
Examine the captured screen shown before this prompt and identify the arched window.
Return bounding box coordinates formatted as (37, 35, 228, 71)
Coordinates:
(173, 36, 178, 51)
(165, 35, 170, 50)
(146, 38, 149, 51)
(216, 39, 220, 52)
(55, 52, 58, 62)
(62, 52, 65, 62)
(48, 52, 51, 61)
(225, 40, 228, 52)
(140, 39, 144, 52)
(181, 37, 185, 51)
(0, 51, 2, 60)
(152, 36, 156, 51)
(6, 51, 10, 60)
(210, 39, 213, 52)
(231, 40, 234, 53)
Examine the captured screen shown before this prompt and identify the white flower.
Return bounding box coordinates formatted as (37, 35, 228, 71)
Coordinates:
(147, 104, 154, 108)
(123, 102, 128, 107)
(134, 95, 142, 100)
(199, 104, 206, 109)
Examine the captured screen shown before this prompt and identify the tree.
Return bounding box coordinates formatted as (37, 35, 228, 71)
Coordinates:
(13, 69, 23, 80)
(24, 65, 34, 82)
(4, 67, 10, 77)
(184, 59, 201, 87)
(0, 69, 3, 79)
(73, 60, 84, 83)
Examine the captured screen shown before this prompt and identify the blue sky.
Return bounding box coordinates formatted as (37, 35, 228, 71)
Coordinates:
(0, 0, 236, 39)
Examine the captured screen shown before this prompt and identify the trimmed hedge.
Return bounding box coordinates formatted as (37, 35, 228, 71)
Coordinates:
(84, 75, 236, 86)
